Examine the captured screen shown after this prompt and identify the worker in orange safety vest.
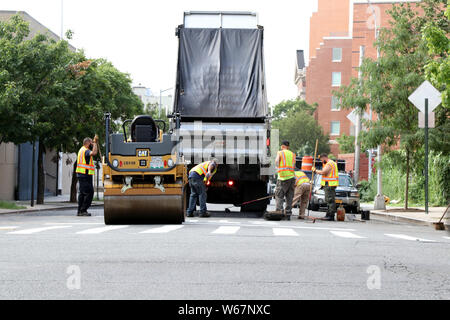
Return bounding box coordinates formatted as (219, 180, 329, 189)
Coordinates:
(312, 153, 339, 221)
(292, 170, 311, 219)
(76, 136, 98, 216)
(274, 140, 296, 220)
(186, 158, 218, 218)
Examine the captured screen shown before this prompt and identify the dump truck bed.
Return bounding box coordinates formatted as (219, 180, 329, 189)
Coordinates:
(175, 15, 268, 121)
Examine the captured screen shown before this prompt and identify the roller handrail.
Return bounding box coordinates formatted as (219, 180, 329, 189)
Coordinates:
(104, 112, 177, 173)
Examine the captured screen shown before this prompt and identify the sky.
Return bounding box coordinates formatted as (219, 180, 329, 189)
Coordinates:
(1, 0, 318, 105)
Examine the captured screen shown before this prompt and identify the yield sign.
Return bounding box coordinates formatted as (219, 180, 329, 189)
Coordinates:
(408, 80, 441, 113)
(346, 109, 370, 125)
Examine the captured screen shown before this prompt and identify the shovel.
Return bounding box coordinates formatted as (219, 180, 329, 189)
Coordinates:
(224, 195, 274, 213)
(433, 204, 449, 231)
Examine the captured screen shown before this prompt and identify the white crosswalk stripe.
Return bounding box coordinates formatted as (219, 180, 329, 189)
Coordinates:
(8, 226, 72, 235)
(0, 226, 18, 230)
(272, 228, 298, 237)
(443, 236, 450, 240)
(330, 231, 366, 239)
(385, 234, 436, 242)
(76, 225, 129, 234)
(211, 226, 240, 235)
(140, 225, 184, 234)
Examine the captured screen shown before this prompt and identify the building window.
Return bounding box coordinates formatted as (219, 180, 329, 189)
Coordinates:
(331, 96, 340, 110)
(332, 72, 341, 87)
(332, 48, 342, 62)
(330, 121, 340, 135)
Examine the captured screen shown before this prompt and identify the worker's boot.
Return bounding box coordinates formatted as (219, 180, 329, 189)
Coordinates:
(284, 211, 291, 221)
(186, 211, 194, 218)
(199, 211, 211, 218)
(323, 214, 335, 221)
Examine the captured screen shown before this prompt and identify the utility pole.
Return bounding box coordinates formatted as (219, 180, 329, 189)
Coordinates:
(354, 45, 365, 184)
(30, 141, 36, 207)
(159, 87, 173, 118)
(60, 0, 64, 40)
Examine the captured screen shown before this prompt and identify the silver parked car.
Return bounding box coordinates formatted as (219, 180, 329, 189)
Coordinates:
(309, 172, 360, 213)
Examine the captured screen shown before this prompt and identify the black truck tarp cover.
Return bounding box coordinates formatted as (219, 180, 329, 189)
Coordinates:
(176, 28, 267, 119)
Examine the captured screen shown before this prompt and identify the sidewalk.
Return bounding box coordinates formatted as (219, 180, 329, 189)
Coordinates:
(0, 194, 104, 215)
(370, 206, 449, 229)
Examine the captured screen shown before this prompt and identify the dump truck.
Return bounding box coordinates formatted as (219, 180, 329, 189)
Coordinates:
(102, 113, 187, 224)
(171, 12, 272, 213)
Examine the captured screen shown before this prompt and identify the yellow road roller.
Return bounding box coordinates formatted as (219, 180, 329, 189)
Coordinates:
(102, 113, 187, 224)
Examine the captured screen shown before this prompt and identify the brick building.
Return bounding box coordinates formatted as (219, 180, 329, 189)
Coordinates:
(303, 0, 420, 178)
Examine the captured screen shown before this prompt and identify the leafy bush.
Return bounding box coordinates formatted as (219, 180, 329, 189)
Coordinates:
(358, 151, 449, 206)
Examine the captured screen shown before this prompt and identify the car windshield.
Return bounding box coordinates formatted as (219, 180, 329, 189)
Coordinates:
(314, 173, 353, 187)
(339, 175, 353, 187)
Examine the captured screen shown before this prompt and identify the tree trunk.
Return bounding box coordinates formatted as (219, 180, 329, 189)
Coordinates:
(70, 161, 78, 203)
(37, 142, 45, 205)
(405, 149, 410, 210)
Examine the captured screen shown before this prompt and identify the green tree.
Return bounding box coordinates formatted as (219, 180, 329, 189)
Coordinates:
(336, 134, 355, 154)
(422, 4, 450, 154)
(271, 98, 316, 121)
(0, 15, 143, 203)
(272, 99, 329, 156)
(334, 0, 448, 209)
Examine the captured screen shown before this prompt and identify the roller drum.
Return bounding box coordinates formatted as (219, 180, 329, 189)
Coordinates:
(104, 195, 184, 225)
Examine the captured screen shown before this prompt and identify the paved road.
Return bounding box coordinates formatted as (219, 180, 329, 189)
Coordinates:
(1, 204, 449, 300)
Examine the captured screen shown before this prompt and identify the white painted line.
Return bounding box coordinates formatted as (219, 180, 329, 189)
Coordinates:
(8, 226, 71, 235)
(45, 222, 103, 225)
(443, 236, 450, 240)
(76, 225, 129, 234)
(211, 226, 240, 235)
(330, 231, 366, 239)
(186, 219, 198, 222)
(140, 225, 184, 234)
(0, 226, 18, 230)
(385, 234, 436, 242)
(186, 221, 354, 231)
(273, 228, 298, 237)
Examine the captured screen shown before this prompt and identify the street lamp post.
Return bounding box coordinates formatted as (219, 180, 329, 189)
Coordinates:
(159, 87, 173, 118)
(367, 0, 386, 210)
(60, 0, 64, 40)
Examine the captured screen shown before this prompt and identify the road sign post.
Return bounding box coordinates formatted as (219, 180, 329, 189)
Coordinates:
(408, 81, 441, 215)
(425, 98, 428, 215)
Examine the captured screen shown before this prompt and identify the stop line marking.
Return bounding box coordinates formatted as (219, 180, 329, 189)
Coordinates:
(8, 226, 72, 234)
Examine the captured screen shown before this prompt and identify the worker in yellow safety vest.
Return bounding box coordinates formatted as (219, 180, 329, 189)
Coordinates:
(292, 170, 311, 219)
(76, 136, 98, 216)
(312, 153, 339, 221)
(274, 140, 296, 220)
(186, 158, 218, 218)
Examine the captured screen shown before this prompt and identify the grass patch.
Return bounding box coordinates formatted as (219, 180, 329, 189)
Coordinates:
(0, 201, 26, 210)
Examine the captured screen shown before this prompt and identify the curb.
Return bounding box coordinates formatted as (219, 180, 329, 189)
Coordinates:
(370, 211, 449, 230)
(0, 203, 104, 215)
